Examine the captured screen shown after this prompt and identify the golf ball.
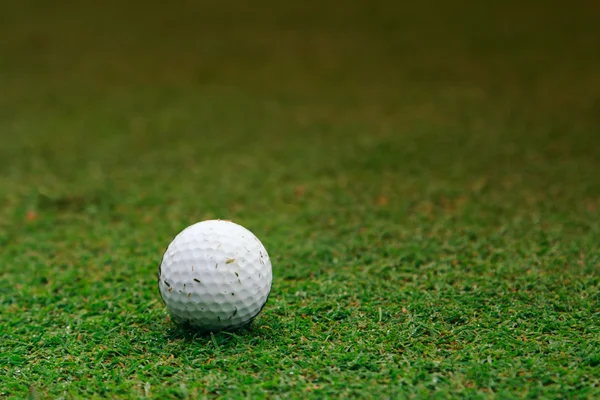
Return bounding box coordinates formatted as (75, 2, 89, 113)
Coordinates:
(158, 220, 272, 332)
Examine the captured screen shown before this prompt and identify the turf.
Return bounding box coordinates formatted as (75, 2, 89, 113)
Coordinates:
(1, 0, 599, 398)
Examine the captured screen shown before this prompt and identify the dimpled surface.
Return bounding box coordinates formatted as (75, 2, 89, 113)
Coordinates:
(158, 220, 272, 332)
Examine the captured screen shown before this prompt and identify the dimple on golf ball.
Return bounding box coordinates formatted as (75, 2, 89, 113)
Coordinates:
(158, 220, 272, 332)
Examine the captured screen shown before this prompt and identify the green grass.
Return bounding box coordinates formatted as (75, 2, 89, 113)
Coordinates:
(1, 0, 599, 398)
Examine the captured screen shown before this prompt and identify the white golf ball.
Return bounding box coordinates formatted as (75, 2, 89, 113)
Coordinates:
(158, 220, 272, 332)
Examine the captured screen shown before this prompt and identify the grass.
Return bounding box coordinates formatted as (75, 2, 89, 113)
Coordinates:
(1, 0, 599, 398)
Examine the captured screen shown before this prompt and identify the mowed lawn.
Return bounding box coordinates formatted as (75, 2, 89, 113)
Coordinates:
(1, 0, 599, 398)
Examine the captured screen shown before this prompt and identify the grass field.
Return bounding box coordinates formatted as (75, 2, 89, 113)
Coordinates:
(1, 0, 599, 398)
